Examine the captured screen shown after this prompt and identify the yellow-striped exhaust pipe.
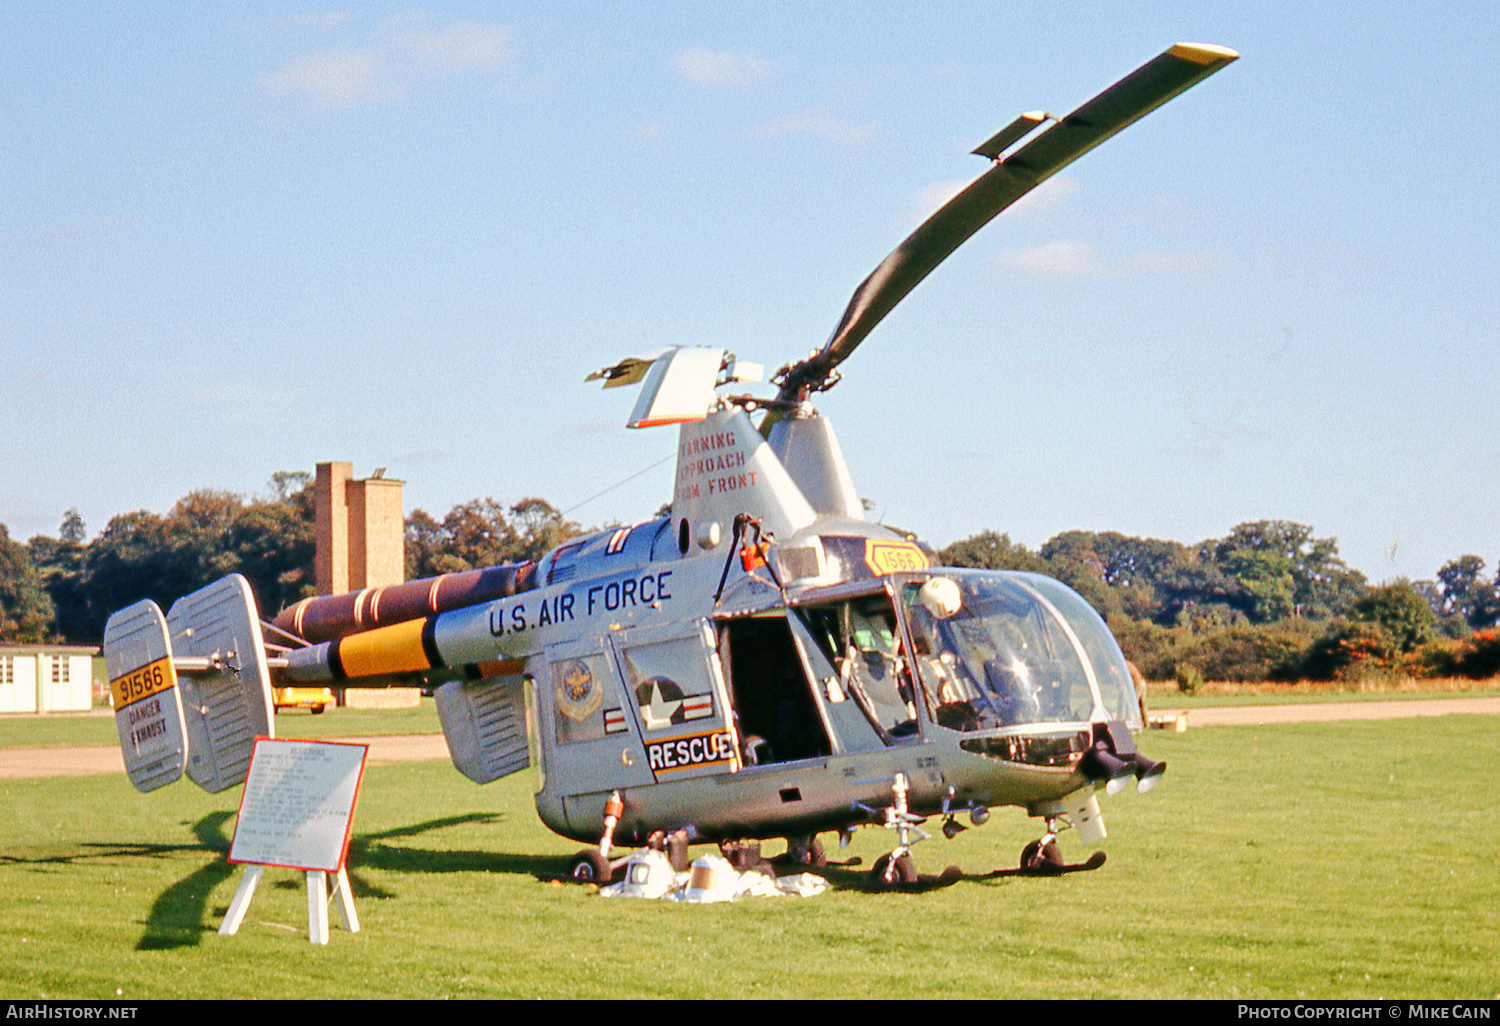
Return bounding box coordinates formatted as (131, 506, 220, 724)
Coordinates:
(284, 615, 524, 684)
(285, 615, 441, 682)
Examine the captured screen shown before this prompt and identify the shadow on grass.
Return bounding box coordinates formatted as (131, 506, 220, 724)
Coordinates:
(4, 809, 569, 949)
(129, 810, 564, 949)
(136, 811, 238, 950)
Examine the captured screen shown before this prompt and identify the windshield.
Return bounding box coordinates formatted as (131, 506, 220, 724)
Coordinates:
(1017, 573, 1141, 727)
(898, 571, 1138, 732)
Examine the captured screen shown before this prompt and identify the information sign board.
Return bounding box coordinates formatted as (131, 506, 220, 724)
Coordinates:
(229, 738, 368, 873)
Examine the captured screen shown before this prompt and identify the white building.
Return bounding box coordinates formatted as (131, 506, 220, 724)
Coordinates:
(0, 645, 98, 713)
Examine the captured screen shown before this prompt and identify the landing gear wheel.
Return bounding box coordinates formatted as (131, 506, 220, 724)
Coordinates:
(1020, 839, 1066, 874)
(870, 852, 917, 889)
(786, 835, 826, 868)
(568, 849, 612, 884)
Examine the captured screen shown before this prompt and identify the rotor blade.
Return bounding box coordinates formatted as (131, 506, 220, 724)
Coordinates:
(773, 43, 1238, 405)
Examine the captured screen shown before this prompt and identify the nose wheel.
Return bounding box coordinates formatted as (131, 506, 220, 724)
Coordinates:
(1019, 817, 1107, 875)
(1019, 835, 1066, 873)
(869, 851, 918, 888)
(854, 773, 931, 890)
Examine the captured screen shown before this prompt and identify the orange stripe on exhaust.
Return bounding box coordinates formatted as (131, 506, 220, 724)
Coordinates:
(335, 617, 432, 678)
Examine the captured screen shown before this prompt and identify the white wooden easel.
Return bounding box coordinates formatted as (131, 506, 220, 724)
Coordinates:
(219, 864, 360, 944)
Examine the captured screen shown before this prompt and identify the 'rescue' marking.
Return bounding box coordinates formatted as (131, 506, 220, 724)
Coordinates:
(646, 729, 736, 776)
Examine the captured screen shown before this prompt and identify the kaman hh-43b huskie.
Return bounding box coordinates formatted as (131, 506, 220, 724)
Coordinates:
(103, 43, 1237, 887)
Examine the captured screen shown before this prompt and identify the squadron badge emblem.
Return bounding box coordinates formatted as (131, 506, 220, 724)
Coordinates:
(556, 658, 603, 721)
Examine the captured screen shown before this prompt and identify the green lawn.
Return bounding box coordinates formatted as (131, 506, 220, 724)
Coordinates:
(0, 702, 444, 749)
(8, 685, 1497, 748)
(1, 716, 1496, 999)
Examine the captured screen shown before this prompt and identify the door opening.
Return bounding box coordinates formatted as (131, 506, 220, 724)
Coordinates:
(719, 616, 830, 766)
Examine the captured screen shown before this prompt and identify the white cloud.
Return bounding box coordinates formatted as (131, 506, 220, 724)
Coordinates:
(750, 109, 876, 146)
(996, 240, 1229, 279)
(400, 21, 508, 72)
(261, 17, 510, 110)
(672, 47, 770, 88)
(1128, 249, 1230, 275)
(900, 172, 1080, 232)
(262, 49, 384, 109)
(910, 179, 968, 220)
(1009, 174, 1080, 220)
(996, 239, 1103, 277)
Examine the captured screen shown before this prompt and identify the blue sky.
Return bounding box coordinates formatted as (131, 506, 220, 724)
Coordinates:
(3, 2, 1497, 585)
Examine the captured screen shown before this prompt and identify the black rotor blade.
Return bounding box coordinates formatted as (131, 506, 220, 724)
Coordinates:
(772, 43, 1238, 407)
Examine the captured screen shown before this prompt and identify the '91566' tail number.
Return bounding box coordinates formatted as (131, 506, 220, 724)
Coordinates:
(110, 656, 177, 709)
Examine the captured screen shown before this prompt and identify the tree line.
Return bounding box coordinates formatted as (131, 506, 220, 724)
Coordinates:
(2, 478, 1497, 682)
(0, 473, 583, 647)
(937, 523, 1500, 683)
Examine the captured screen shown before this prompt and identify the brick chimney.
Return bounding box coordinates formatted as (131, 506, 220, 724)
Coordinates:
(315, 462, 405, 596)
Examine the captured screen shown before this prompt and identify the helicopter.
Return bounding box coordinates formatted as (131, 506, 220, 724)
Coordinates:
(102, 42, 1237, 889)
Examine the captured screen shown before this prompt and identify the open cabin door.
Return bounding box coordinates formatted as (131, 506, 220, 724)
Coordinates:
(717, 613, 833, 766)
(607, 620, 740, 782)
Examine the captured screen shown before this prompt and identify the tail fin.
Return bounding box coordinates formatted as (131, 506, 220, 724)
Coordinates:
(104, 599, 190, 792)
(166, 574, 275, 793)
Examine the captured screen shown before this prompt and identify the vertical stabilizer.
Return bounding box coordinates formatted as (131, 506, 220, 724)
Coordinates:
(766, 412, 864, 520)
(166, 574, 275, 793)
(104, 600, 190, 792)
(671, 407, 817, 555)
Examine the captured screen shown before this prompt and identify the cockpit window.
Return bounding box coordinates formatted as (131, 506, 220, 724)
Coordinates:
(899, 573, 1106, 732)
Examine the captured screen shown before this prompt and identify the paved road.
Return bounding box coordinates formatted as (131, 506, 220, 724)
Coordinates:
(1154, 695, 1500, 727)
(3, 696, 1497, 779)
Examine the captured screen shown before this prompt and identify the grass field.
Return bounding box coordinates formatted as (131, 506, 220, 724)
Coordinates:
(2, 715, 1497, 999)
(0, 703, 444, 750)
(1149, 678, 1500, 710)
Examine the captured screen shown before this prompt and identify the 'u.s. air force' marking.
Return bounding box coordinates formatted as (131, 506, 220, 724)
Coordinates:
(487, 571, 674, 637)
(646, 729, 735, 777)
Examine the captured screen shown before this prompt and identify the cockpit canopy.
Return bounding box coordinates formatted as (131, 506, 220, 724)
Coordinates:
(899, 571, 1140, 732)
(792, 569, 1141, 739)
